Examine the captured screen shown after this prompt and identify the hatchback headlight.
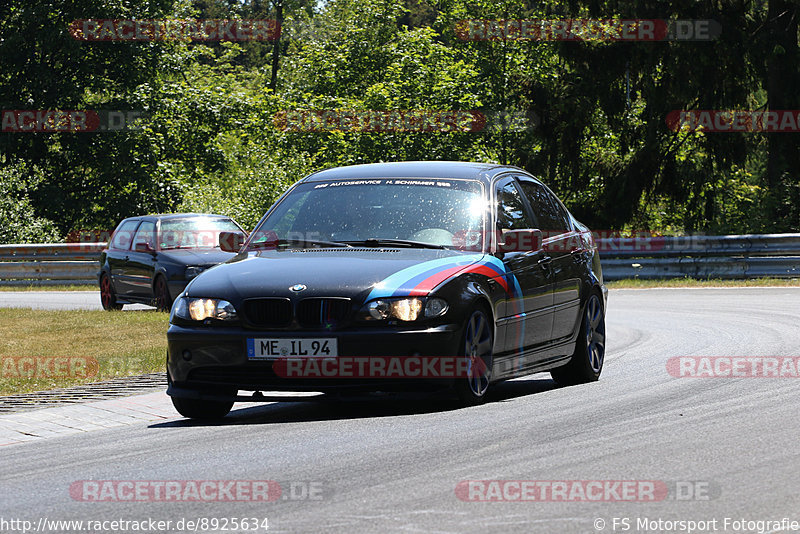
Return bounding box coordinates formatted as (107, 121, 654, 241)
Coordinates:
(171, 297, 237, 322)
(359, 297, 448, 322)
(185, 266, 205, 280)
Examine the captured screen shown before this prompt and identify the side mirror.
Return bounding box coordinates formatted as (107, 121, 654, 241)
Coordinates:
(219, 231, 246, 253)
(134, 242, 154, 253)
(498, 229, 543, 253)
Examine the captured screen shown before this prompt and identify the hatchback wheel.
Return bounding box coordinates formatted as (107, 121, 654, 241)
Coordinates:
(155, 276, 172, 312)
(99, 273, 122, 311)
(551, 293, 605, 385)
(454, 308, 493, 406)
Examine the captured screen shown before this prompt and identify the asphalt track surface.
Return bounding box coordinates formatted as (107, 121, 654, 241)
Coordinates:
(1, 287, 800, 533)
(0, 291, 152, 310)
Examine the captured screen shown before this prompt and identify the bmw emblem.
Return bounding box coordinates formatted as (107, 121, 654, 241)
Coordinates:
(290, 284, 307, 292)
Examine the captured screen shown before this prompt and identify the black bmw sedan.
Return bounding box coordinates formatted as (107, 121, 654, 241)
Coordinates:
(167, 162, 607, 418)
(99, 213, 245, 311)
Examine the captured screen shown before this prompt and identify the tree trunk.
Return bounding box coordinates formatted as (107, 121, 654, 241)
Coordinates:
(766, 0, 799, 227)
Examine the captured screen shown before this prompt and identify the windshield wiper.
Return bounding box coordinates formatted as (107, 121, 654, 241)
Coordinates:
(338, 238, 447, 250)
(250, 238, 352, 249)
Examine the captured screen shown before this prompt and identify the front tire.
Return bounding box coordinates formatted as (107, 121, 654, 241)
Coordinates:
(154, 276, 172, 312)
(454, 308, 494, 406)
(551, 293, 605, 385)
(171, 396, 233, 420)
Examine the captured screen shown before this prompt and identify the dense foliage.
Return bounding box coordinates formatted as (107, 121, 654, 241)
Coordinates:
(0, 0, 797, 242)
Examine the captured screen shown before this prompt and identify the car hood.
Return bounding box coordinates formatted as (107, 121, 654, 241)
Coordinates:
(185, 248, 497, 302)
(159, 248, 236, 266)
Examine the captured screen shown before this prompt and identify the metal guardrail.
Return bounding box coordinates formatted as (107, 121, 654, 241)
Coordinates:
(597, 233, 800, 258)
(0, 243, 106, 261)
(0, 235, 798, 285)
(598, 233, 800, 280)
(0, 243, 105, 285)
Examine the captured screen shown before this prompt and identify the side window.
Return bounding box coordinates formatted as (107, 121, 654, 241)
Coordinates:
(517, 179, 570, 234)
(110, 220, 141, 250)
(132, 221, 156, 250)
(495, 180, 534, 231)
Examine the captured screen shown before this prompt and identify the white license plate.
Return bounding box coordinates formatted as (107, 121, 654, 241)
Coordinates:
(247, 338, 337, 359)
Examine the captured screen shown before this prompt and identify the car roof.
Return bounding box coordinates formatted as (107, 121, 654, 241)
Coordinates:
(124, 213, 233, 222)
(303, 161, 528, 184)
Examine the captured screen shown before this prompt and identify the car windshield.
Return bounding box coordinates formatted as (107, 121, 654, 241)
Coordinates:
(159, 217, 241, 250)
(247, 178, 487, 250)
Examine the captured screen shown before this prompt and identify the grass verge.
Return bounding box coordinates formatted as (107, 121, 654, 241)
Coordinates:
(0, 284, 96, 291)
(607, 277, 800, 288)
(0, 308, 168, 396)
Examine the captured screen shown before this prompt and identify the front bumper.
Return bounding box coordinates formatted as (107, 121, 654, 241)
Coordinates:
(167, 323, 462, 396)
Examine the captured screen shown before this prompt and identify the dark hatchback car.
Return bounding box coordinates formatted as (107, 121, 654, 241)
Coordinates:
(167, 162, 607, 418)
(99, 213, 245, 311)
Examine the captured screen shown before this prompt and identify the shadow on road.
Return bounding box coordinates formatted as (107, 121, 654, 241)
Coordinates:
(150, 377, 560, 428)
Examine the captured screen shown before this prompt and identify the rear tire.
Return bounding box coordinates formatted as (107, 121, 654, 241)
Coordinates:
(171, 396, 233, 420)
(454, 308, 494, 406)
(551, 293, 605, 385)
(99, 273, 123, 311)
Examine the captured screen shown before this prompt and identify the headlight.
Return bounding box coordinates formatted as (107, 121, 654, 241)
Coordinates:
(170, 297, 237, 322)
(360, 297, 448, 322)
(185, 266, 205, 280)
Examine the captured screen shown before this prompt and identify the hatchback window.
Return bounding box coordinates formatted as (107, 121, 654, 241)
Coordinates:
(110, 220, 141, 250)
(160, 217, 241, 249)
(132, 221, 156, 250)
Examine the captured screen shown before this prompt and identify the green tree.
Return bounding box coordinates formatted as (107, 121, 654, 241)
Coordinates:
(0, 160, 60, 243)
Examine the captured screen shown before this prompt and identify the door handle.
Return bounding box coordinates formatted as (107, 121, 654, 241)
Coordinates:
(538, 256, 552, 267)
